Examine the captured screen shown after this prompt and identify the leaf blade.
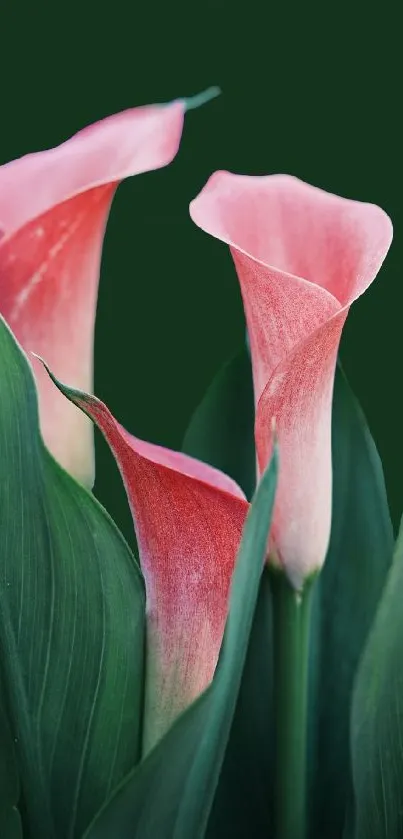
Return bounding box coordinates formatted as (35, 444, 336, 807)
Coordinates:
(308, 363, 393, 838)
(0, 315, 145, 838)
(183, 351, 394, 838)
(182, 348, 256, 500)
(0, 693, 22, 838)
(350, 517, 403, 839)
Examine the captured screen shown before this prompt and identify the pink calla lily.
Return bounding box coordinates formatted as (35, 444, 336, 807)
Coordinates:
(38, 370, 249, 752)
(190, 173, 393, 588)
(0, 101, 184, 486)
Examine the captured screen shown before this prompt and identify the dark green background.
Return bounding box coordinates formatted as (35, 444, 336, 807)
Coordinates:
(1, 4, 401, 545)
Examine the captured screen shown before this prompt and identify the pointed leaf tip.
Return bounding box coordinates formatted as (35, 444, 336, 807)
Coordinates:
(31, 351, 46, 366)
(33, 352, 69, 389)
(270, 416, 279, 461)
(181, 86, 221, 111)
(32, 353, 85, 408)
(31, 351, 53, 383)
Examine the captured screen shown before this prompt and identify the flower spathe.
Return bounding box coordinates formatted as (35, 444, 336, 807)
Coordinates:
(0, 101, 184, 486)
(190, 173, 393, 588)
(38, 362, 249, 752)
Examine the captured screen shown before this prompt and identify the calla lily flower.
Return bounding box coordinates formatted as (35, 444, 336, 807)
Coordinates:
(190, 173, 393, 589)
(0, 101, 185, 486)
(37, 364, 249, 752)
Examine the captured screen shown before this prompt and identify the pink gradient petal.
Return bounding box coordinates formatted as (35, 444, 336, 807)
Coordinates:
(42, 375, 248, 751)
(0, 103, 184, 485)
(190, 172, 393, 588)
(0, 103, 184, 233)
(117, 424, 246, 501)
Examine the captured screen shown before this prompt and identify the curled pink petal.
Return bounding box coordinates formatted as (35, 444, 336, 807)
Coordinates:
(0, 103, 184, 233)
(0, 102, 184, 486)
(118, 424, 247, 502)
(39, 366, 248, 751)
(190, 172, 392, 587)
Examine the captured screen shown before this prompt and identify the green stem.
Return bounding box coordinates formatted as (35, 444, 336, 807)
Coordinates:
(270, 569, 314, 839)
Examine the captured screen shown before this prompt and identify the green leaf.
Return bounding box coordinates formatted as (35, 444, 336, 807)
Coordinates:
(308, 364, 394, 838)
(349, 517, 403, 838)
(0, 690, 22, 838)
(84, 448, 278, 839)
(206, 569, 274, 838)
(0, 808, 23, 839)
(182, 349, 256, 500)
(183, 350, 393, 838)
(183, 344, 274, 838)
(0, 316, 145, 839)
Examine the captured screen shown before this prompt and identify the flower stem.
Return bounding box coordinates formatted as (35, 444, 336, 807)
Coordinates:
(270, 569, 314, 839)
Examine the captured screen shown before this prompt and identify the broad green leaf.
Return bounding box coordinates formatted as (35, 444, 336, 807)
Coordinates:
(0, 692, 22, 838)
(349, 518, 403, 838)
(0, 316, 145, 839)
(182, 351, 393, 838)
(84, 449, 278, 839)
(308, 364, 394, 839)
(182, 348, 256, 500)
(183, 345, 274, 838)
(0, 808, 22, 839)
(206, 569, 274, 838)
